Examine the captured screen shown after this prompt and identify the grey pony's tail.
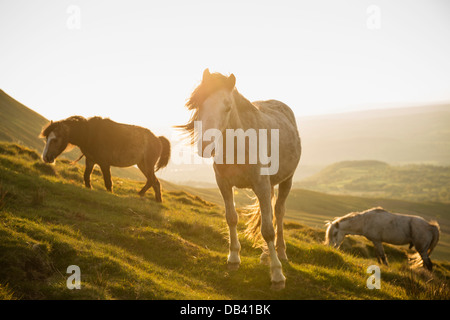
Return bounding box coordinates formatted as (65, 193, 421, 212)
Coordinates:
(155, 136, 171, 172)
(428, 221, 440, 256)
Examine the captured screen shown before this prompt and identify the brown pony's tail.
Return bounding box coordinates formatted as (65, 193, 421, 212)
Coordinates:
(155, 136, 171, 171)
(428, 220, 440, 256)
(244, 188, 276, 247)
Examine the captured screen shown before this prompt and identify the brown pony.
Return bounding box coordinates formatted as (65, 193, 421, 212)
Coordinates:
(41, 116, 170, 202)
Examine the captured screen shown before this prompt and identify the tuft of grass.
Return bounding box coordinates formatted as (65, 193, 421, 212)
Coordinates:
(0, 184, 9, 211)
(32, 162, 56, 176)
(31, 188, 46, 206)
(0, 283, 17, 300)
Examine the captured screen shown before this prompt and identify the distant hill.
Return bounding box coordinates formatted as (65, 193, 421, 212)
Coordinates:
(295, 160, 450, 203)
(0, 89, 144, 181)
(298, 104, 450, 167)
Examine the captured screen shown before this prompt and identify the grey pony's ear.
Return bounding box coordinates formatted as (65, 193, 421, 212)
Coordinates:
(227, 73, 236, 90)
(202, 68, 210, 81)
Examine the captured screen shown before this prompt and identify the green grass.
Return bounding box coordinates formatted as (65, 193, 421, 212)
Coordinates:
(0, 142, 449, 300)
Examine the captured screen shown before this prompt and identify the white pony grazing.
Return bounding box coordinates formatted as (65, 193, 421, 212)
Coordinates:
(325, 207, 440, 271)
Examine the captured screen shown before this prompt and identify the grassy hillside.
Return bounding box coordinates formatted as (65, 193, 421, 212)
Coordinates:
(295, 160, 450, 203)
(0, 142, 449, 300)
(0, 90, 48, 152)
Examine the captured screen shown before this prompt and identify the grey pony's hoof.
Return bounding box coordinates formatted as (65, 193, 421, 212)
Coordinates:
(227, 262, 240, 271)
(271, 280, 286, 291)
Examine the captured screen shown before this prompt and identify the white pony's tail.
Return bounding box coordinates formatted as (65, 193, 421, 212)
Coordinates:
(428, 220, 440, 256)
(244, 189, 276, 247)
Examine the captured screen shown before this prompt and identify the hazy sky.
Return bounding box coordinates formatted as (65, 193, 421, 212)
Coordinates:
(1, 0, 449, 136)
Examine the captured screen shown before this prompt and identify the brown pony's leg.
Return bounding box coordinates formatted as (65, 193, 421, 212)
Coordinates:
(152, 176, 162, 203)
(137, 163, 162, 202)
(99, 164, 113, 192)
(84, 158, 95, 189)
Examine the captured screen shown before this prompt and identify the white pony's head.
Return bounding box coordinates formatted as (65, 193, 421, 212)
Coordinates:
(177, 69, 236, 158)
(325, 220, 345, 248)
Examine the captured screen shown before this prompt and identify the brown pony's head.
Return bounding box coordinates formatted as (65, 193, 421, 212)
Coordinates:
(40, 121, 70, 163)
(40, 116, 85, 163)
(176, 68, 236, 156)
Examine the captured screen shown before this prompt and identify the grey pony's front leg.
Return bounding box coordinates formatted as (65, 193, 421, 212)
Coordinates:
(216, 177, 241, 270)
(372, 241, 388, 266)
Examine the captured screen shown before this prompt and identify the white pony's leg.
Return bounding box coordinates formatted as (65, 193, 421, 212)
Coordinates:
(217, 179, 241, 270)
(254, 182, 286, 290)
(274, 177, 293, 261)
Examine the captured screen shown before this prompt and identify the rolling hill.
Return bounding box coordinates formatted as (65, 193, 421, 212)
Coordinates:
(1, 142, 449, 300)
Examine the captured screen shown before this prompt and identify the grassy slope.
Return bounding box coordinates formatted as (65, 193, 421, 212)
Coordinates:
(0, 142, 449, 300)
(0, 90, 48, 152)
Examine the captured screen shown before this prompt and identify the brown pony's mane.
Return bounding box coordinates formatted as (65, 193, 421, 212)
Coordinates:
(175, 72, 234, 145)
(40, 115, 87, 138)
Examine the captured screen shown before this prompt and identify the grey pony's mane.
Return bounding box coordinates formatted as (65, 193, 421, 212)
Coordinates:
(175, 72, 258, 144)
(332, 207, 386, 224)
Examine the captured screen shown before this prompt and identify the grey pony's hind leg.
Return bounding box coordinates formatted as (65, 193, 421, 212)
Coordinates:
(274, 176, 293, 261)
(413, 239, 434, 271)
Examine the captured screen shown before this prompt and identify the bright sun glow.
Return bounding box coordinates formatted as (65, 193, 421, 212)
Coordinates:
(1, 0, 450, 138)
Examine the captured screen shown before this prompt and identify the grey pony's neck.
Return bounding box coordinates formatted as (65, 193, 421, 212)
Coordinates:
(340, 215, 364, 236)
(226, 89, 259, 130)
